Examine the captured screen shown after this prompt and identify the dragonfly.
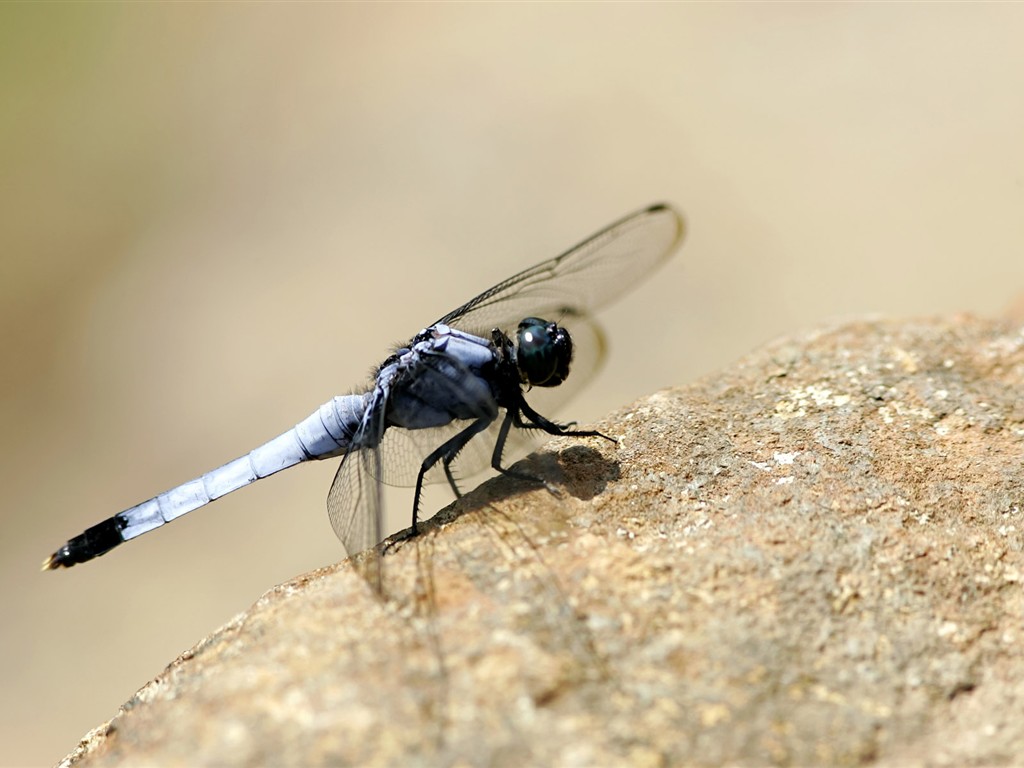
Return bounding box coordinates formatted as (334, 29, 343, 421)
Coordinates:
(43, 203, 685, 576)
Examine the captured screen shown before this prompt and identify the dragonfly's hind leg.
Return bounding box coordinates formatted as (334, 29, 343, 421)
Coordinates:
(410, 416, 495, 533)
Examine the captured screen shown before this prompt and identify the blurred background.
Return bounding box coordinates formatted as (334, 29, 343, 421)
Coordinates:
(3, 4, 1024, 765)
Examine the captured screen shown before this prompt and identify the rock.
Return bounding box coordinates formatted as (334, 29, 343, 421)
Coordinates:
(58, 314, 1024, 767)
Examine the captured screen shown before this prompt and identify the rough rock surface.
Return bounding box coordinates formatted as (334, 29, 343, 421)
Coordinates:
(59, 314, 1024, 767)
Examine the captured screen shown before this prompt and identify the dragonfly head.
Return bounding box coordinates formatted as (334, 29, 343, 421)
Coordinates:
(515, 317, 573, 387)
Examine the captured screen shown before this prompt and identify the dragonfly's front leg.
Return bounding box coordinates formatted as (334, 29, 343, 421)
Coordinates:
(517, 398, 616, 444)
(488, 410, 568, 497)
(490, 410, 547, 487)
(489, 401, 616, 496)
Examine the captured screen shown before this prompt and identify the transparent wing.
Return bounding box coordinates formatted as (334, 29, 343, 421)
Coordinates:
(327, 204, 683, 585)
(370, 203, 682, 491)
(435, 203, 684, 340)
(327, 392, 387, 590)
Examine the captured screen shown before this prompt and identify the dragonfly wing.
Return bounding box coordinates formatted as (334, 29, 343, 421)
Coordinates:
(327, 445, 382, 555)
(329, 205, 681, 583)
(436, 204, 684, 340)
(327, 391, 388, 591)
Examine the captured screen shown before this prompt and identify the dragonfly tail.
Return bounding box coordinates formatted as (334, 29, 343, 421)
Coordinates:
(43, 396, 365, 570)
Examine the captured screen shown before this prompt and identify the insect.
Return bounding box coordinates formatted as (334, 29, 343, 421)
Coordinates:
(43, 204, 685, 573)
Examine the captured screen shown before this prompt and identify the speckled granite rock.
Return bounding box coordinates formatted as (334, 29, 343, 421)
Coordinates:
(59, 314, 1024, 767)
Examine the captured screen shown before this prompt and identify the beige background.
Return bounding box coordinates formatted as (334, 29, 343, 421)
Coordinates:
(3, 5, 1023, 765)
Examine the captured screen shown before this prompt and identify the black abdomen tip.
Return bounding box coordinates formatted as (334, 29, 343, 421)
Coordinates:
(42, 517, 128, 571)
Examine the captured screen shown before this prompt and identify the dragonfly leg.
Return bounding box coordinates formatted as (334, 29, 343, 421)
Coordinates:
(517, 398, 617, 444)
(442, 462, 463, 500)
(489, 411, 559, 494)
(412, 416, 494, 530)
(441, 416, 495, 499)
(488, 400, 616, 497)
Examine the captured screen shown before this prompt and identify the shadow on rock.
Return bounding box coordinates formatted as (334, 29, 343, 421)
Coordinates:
(422, 444, 619, 532)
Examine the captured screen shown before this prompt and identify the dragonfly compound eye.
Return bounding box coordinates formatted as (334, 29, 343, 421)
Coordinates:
(516, 317, 573, 387)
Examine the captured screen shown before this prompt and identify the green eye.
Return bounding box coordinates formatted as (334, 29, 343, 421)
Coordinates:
(516, 317, 573, 387)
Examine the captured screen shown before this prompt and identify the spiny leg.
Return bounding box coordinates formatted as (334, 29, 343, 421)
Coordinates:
(441, 417, 495, 500)
(408, 416, 495, 535)
(442, 462, 463, 500)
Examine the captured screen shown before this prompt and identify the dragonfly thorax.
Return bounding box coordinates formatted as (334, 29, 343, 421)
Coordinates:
(515, 317, 573, 388)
